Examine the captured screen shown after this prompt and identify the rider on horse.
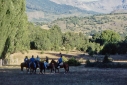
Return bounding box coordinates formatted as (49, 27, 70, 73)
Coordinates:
(44, 56, 49, 68)
(24, 56, 28, 64)
(35, 55, 40, 67)
(29, 55, 36, 68)
(57, 53, 63, 68)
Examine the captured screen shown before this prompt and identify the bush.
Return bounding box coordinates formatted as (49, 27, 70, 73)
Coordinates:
(62, 56, 68, 62)
(40, 50, 44, 54)
(67, 57, 81, 66)
(103, 54, 112, 63)
(85, 59, 95, 67)
(85, 59, 90, 64)
(85, 62, 127, 68)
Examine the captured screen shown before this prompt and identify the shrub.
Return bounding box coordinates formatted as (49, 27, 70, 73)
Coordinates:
(62, 56, 68, 62)
(40, 50, 44, 54)
(79, 58, 84, 63)
(85, 59, 94, 67)
(85, 62, 127, 68)
(67, 57, 81, 66)
(85, 59, 90, 64)
(103, 54, 112, 63)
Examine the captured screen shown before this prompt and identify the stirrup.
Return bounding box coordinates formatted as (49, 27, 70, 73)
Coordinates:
(57, 66, 60, 68)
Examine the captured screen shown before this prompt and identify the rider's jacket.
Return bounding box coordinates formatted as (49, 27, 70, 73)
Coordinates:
(30, 58, 35, 62)
(58, 57, 62, 63)
(24, 58, 28, 62)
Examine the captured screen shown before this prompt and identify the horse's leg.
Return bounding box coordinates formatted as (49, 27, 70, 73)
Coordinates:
(27, 68, 29, 73)
(30, 68, 32, 74)
(40, 68, 42, 74)
(51, 68, 53, 73)
(55, 68, 56, 73)
(67, 66, 69, 72)
(34, 68, 36, 74)
(44, 68, 45, 74)
(58, 68, 59, 73)
(21, 66, 23, 71)
(21, 65, 24, 73)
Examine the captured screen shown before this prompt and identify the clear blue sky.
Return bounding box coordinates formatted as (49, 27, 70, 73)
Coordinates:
(78, 0, 99, 2)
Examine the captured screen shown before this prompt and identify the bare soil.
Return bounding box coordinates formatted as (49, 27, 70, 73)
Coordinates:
(0, 65, 127, 85)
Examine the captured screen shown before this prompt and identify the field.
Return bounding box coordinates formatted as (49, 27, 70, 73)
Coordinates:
(0, 65, 127, 85)
(1, 50, 127, 85)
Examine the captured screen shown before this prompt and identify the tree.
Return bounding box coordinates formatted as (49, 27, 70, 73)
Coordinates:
(100, 30, 121, 45)
(0, 0, 29, 58)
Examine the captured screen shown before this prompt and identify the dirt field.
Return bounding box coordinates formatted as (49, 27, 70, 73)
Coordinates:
(0, 65, 127, 85)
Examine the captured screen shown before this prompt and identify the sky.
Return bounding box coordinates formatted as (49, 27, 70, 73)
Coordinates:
(78, 0, 99, 2)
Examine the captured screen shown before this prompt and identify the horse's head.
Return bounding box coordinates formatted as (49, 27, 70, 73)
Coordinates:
(50, 59, 56, 63)
(50, 59, 57, 66)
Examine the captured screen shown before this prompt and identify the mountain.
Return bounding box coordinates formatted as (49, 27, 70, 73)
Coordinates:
(26, 0, 98, 22)
(50, 0, 127, 13)
(26, 0, 127, 22)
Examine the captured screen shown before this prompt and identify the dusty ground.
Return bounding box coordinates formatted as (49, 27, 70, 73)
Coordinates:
(0, 65, 127, 85)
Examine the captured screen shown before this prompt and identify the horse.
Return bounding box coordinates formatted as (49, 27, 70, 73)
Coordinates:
(29, 61, 37, 74)
(50, 59, 69, 73)
(20, 59, 30, 73)
(28, 59, 42, 74)
(39, 60, 55, 74)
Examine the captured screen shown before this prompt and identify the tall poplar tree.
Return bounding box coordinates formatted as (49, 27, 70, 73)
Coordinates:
(0, 0, 29, 58)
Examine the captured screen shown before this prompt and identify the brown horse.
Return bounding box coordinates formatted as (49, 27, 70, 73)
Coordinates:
(20, 59, 30, 73)
(21, 60, 39, 74)
(50, 59, 69, 73)
(39, 60, 55, 74)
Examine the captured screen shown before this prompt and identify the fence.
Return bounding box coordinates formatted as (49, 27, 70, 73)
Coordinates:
(0, 59, 2, 66)
(1, 58, 18, 66)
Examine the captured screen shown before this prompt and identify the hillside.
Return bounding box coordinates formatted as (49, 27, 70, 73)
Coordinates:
(26, 0, 97, 22)
(48, 13, 127, 37)
(50, 0, 127, 13)
(26, 0, 127, 22)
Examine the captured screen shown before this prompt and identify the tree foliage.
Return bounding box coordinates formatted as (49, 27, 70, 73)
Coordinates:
(0, 0, 29, 58)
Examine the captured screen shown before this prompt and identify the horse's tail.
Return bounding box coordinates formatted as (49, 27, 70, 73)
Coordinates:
(20, 63, 23, 71)
(64, 63, 69, 72)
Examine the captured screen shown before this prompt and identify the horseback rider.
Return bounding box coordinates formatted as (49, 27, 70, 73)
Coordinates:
(29, 55, 36, 68)
(35, 55, 40, 67)
(24, 56, 28, 63)
(57, 53, 63, 68)
(36, 55, 40, 61)
(46, 56, 49, 63)
(44, 56, 49, 68)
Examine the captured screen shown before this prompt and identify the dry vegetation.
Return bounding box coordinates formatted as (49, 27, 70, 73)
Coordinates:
(49, 14, 127, 35)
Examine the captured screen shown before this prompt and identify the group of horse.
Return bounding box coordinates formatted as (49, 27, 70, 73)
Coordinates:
(20, 59, 69, 74)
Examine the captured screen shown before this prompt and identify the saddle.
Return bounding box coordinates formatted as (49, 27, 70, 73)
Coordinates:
(59, 62, 63, 66)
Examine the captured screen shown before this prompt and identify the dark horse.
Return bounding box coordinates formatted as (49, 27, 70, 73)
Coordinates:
(29, 60, 43, 74)
(20, 60, 39, 74)
(29, 62, 37, 74)
(39, 60, 56, 74)
(50, 59, 69, 73)
(20, 59, 30, 73)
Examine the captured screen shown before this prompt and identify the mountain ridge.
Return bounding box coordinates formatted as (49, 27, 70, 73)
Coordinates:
(50, 0, 127, 13)
(26, 0, 127, 22)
